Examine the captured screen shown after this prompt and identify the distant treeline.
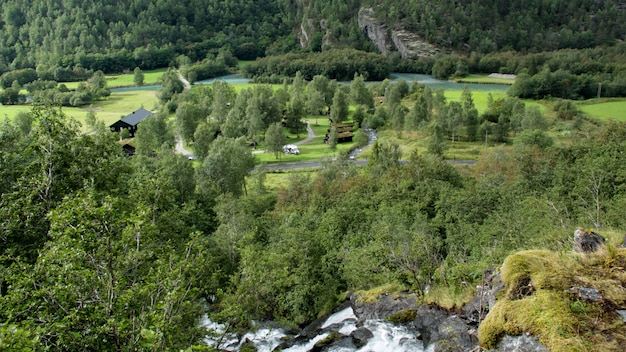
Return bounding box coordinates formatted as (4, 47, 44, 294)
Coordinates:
(414, 44, 626, 99)
(243, 49, 390, 81)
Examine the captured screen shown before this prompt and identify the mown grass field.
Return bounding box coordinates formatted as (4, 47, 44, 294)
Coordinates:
(0, 89, 160, 133)
(577, 99, 626, 121)
(62, 68, 167, 90)
(456, 74, 515, 85)
(444, 90, 508, 114)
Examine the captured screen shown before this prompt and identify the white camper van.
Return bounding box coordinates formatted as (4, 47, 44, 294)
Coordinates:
(282, 144, 300, 155)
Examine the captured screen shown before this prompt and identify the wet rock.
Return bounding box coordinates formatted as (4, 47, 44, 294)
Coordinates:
(412, 305, 477, 351)
(432, 316, 478, 352)
(311, 332, 351, 352)
(566, 286, 603, 302)
(463, 269, 505, 324)
(487, 333, 548, 352)
(350, 292, 417, 320)
(574, 228, 606, 253)
(350, 327, 373, 348)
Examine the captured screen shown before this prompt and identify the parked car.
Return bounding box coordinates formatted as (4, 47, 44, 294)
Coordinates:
(282, 144, 300, 155)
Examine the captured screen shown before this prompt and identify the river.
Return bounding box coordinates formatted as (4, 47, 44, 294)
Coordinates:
(111, 73, 510, 93)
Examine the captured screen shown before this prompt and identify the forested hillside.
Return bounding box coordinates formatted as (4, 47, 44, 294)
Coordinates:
(359, 0, 626, 52)
(1, 0, 624, 74)
(0, 0, 293, 72)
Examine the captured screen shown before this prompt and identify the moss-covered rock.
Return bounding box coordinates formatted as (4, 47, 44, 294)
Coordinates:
(387, 309, 417, 323)
(478, 247, 626, 352)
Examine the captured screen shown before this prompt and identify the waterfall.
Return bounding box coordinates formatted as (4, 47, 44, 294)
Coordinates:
(202, 305, 431, 352)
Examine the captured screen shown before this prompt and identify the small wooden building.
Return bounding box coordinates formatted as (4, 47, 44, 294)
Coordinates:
(109, 108, 153, 137)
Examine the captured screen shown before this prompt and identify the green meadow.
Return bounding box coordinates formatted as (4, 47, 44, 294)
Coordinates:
(456, 74, 515, 85)
(0, 90, 160, 133)
(62, 68, 167, 90)
(444, 90, 508, 114)
(578, 99, 626, 121)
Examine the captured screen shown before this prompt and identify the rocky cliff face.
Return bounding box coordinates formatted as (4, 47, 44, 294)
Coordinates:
(358, 7, 440, 59)
(357, 7, 394, 56)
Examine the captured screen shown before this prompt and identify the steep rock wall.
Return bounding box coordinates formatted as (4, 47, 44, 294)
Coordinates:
(358, 7, 440, 59)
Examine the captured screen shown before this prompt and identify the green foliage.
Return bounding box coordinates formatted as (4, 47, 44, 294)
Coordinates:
(265, 122, 286, 159)
(133, 67, 144, 87)
(244, 49, 390, 81)
(197, 137, 257, 197)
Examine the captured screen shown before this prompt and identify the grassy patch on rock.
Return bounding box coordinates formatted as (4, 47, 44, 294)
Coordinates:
(478, 246, 626, 351)
(353, 283, 408, 303)
(387, 309, 417, 323)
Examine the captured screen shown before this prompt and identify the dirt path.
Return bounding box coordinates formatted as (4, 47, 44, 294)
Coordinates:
(293, 122, 315, 146)
(177, 71, 191, 90)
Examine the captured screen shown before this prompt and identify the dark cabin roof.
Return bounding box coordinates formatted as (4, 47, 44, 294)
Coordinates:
(120, 108, 153, 126)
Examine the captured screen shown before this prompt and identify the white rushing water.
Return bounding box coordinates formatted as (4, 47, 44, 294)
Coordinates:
(203, 305, 431, 352)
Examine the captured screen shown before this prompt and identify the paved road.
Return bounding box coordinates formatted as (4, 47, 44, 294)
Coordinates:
(256, 158, 476, 172)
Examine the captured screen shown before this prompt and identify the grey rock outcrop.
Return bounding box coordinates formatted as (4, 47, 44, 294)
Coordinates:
(566, 286, 603, 302)
(391, 30, 440, 58)
(350, 292, 417, 320)
(358, 8, 394, 56)
(350, 327, 373, 348)
(357, 7, 440, 59)
(574, 228, 606, 253)
(487, 333, 548, 352)
(462, 269, 505, 324)
(413, 305, 477, 352)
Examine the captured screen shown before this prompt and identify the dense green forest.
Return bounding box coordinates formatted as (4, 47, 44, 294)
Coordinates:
(1, 0, 625, 72)
(2, 0, 626, 349)
(2, 69, 626, 349)
(2, 0, 625, 101)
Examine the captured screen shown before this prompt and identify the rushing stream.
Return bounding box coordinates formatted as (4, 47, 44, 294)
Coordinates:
(202, 306, 433, 352)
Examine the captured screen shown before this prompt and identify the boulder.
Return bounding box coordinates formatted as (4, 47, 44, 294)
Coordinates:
(350, 292, 417, 320)
(573, 228, 606, 253)
(487, 333, 548, 352)
(462, 269, 505, 324)
(413, 305, 477, 351)
(350, 327, 374, 348)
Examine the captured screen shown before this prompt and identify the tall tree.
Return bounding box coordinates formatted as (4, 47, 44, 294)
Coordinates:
(197, 137, 256, 197)
(330, 88, 349, 124)
(176, 101, 207, 142)
(350, 73, 374, 108)
(265, 122, 286, 159)
(133, 67, 144, 87)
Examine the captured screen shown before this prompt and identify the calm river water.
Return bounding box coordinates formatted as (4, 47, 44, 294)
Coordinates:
(111, 73, 510, 93)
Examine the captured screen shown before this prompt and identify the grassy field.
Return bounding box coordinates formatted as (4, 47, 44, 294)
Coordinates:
(62, 68, 167, 90)
(456, 74, 515, 85)
(0, 89, 160, 133)
(444, 90, 508, 114)
(577, 99, 626, 121)
(254, 117, 356, 164)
